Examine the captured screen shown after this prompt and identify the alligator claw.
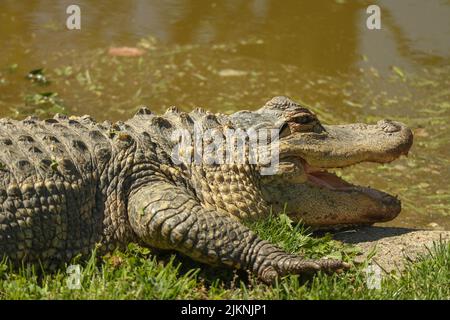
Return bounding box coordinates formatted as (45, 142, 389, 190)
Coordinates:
(316, 259, 351, 274)
(260, 256, 350, 284)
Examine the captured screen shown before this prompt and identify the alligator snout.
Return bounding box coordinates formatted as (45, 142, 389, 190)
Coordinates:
(361, 188, 402, 223)
(377, 119, 403, 133)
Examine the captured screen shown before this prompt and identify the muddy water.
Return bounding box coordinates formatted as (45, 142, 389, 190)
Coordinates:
(0, 0, 449, 229)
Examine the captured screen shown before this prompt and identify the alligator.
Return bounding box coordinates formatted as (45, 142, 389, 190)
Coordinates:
(0, 96, 413, 283)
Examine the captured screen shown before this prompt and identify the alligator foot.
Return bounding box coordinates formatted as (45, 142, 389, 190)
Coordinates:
(127, 180, 349, 284)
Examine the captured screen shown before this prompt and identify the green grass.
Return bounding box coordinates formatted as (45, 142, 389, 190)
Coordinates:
(0, 214, 448, 300)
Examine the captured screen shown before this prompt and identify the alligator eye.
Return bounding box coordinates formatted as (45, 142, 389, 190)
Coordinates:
(284, 113, 317, 132)
(279, 123, 291, 138)
(296, 114, 315, 124)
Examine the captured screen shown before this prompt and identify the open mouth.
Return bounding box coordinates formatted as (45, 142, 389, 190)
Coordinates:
(302, 160, 353, 190)
(270, 156, 404, 228)
(299, 157, 401, 206)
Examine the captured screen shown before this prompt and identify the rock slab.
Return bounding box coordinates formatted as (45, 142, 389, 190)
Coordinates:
(333, 227, 450, 273)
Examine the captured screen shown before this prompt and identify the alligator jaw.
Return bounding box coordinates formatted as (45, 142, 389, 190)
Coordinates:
(263, 158, 404, 228)
(302, 158, 402, 227)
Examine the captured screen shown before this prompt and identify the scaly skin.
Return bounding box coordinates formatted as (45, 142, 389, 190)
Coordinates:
(0, 97, 413, 283)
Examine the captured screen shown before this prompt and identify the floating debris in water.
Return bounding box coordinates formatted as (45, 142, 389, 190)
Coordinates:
(414, 128, 429, 137)
(26, 68, 49, 85)
(108, 47, 146, 57)
(391, 65, 406, 81)
(24, 92, 65, 115)
(217, 69, 247, 77)
(8, 64, 18, 73)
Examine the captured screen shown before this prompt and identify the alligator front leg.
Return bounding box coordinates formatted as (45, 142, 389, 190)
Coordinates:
(127, 181, 349, 283)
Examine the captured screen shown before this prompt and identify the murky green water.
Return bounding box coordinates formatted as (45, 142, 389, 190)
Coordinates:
(0, 0, 449, 229)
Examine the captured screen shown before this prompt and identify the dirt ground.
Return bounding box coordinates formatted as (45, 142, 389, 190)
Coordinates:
(333, 226, 450, 273)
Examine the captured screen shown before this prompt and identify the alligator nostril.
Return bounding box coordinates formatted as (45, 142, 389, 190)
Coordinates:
(377, 119, 401, 133)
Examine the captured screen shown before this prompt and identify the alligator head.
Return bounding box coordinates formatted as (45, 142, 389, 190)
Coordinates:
(231, 96, 414, 229)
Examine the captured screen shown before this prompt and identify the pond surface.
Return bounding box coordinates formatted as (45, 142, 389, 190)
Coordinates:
(0, 0, 449, 229)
